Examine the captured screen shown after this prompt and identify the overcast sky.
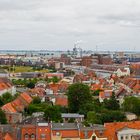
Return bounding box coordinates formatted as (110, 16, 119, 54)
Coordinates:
(0, 0, 140, 51)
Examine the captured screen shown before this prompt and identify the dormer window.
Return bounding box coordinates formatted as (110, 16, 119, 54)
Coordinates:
(31, 133, 35, 139)
(92, 136, 96, 140)
(56, 132, 60, 136)
(40, 134, 46, 139)
(121, 136, 123, 140)
(24, 133, 29, 140)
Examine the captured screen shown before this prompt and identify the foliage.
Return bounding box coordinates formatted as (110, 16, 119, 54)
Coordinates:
(44, 105, 62, 122)
(27, 103, 49, 115)
(122, 96, 140, 115)
(100, 110, 125, 123)
(26, 82, 35, 89)
(51, 76, 60, 83)
(0, 109, 7, 124)
(1, 92, 14, 104)
(67, 83, 92, 113)
(87, 111, 101, 124)
(0, 96, 4, 107)
(103, 93, 120, 110)
(32, 97, 41, 104)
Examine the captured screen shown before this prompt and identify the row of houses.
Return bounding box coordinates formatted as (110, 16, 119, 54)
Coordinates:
(1, 120, 140, 140)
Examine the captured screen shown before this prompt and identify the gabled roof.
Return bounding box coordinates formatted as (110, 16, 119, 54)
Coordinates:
(20, 92, 33, 104)
(1, 103, 17, 113)
(95, 121, 140, 140)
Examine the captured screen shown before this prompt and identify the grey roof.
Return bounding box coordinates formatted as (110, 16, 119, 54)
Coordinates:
(52, 123, 78, 130)
(61, 113, 84, 118)
(79, 124, 105, 131)
(20, 116, 47, 125)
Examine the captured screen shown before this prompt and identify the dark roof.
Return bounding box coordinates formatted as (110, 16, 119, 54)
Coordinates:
(61, 113, 84, 118)
(20, 116, 47, 125)
(52, 123, 78, 130)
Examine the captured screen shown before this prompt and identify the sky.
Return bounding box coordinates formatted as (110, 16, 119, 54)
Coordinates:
(0, 0, 140, 51)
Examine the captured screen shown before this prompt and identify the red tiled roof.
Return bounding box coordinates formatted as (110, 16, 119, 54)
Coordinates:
(53, 130, 79, 138)
(99, 90, 112, 99)
(1, 103, 17, 113)
(20, 92, 33, 104)
(55, 96, 68, 107)
(95, 121, 140, 140)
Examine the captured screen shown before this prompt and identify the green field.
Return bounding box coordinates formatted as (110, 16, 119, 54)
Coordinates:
(0, 65, 49, 73)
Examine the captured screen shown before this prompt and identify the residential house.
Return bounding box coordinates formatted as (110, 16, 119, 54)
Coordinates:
(115, 68, 130, 77)
(1, 92, 32, 123)
(0, 78, 16, 96)
(99, 90, 113, 102)
(61, 113, 84, 123)
(93, 121, 140, 140)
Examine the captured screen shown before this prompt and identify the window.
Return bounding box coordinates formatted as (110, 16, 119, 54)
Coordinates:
(24, 134, 29, 140)
(40, 134, 46, 139)
(56, 132, 60, 136)
(125, 136, 128, 140)
(92, 136, 96, 140)
(121, 136, 123, 140)
(31, 134, 35, 139)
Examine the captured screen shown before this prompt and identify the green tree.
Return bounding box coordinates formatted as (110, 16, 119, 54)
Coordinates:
(0, 109, 7, 124)
(2, 92, 14, 104)
(67, 83, 92, 113)
(51, 76, 59, 83)
(0, 96, 4, 107)
(87, 111, 101, 124)
(122, 96, 140, 115)
(100, 110, 125, 123)
(44, 106, 62, 122)
(103, 93, 120, 110)
(26, 82, 35, 89)
(32, 97, 41, 104)
(27, 103, 48, 115)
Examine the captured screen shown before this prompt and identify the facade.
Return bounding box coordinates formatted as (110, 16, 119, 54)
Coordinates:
(0, 78, 16, 96)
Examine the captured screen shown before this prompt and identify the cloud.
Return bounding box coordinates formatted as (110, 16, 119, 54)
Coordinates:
(0, 0, 140, 51)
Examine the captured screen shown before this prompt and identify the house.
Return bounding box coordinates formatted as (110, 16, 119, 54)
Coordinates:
(61, 113, 84, 123)
(20, 72, 42, 78)
(27, 87, 46, 98)
(0, 78, 16, 96)
(125, 112, 137, 121)
(5, 112, 22, 124)
(45, 73, 64, 79)
(115, 68, 130, 77)
(21, 123, 51, 140)
(0, 125, 20, 140)
(99, 90, 113, 102)
(51, 123, 80, 140)
(93, 121, 140, 140)
(1, 92, 32, 123)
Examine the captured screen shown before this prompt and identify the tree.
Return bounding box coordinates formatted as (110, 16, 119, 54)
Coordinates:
(0, 109, 7, 124)
(122, 96, 140, 115)
(67, 83, 92, 113)
(0, 96, 4, 107)
(32, 97, 41, 104)
(87, 111, 101, 124)
(103, 93, 120, 110)
(100, 110, 125, 124)
(51, 76, 59, 83)
(2, 92, 14, 104)
(44, 106, 62, 122)
(26, 82, 35, 89)
(27, 103, 48, 115)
